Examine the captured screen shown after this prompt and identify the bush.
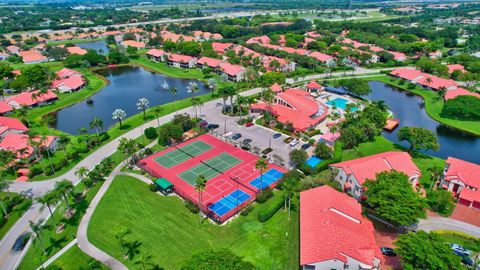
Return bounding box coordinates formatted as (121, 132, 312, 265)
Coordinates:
(307, 129, 321, 137)
(184, 200, 199, 214)
(148, 183, 157, 192)
(427, 189, 455, 216)
(441, 95, 480, 121)
(28, 166, 43, 178)
(143, 148, 153, 156)
(240, 205, 254, 216)
(257, 194, 284, 222)
(314, 141, 333, 160)
(255, 187, 273, 203)
(144, 127, 158, 139)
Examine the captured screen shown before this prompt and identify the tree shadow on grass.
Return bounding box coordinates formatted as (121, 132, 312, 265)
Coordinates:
(126, 240, 143, 260)
(46, 236, 69, 255)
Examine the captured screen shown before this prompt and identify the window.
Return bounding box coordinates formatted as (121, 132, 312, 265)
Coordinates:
(303, 265, 315, 270)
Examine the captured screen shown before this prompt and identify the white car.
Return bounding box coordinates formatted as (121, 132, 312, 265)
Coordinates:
(289, 139, 299, 147)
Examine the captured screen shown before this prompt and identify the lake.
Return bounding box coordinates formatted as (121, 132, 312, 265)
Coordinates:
(76, 40, 109, 54)
(50, 66, 209, 134)
(368, 81, 480, 164)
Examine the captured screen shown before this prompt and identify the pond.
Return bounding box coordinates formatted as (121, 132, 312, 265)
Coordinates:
(49, 66, 209, 135)
(76, 40, 109, 54)
(368, 81, 480, 164)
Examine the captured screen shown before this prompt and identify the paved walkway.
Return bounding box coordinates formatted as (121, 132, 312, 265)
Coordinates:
(36, 238, 77, 270)
(418, 217, 480, 238)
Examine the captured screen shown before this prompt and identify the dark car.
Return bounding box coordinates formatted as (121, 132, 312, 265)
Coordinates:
(232, 133, 242, 140)
(245, 122, 254, 127)
(273, 133, 282, 139)
(242, 138, 252, 145)
(453, 250, 474, 266)
(206, 124, 219, 130)
(301, 144, 311, 150)
(380, 247, 396, 257)
(12, 232, 30, 252)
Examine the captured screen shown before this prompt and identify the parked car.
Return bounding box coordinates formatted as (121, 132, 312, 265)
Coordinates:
(232, 133, 242, 140)
(216, 102, 223, 107)
(452, 249, 474, 266)
(380, 247, 396, 257)
(273, 133, 282, 139)
(289, 139, 299, 147)
(12, 233, 30, 252)
(451, 244, 472, 256)
(206, 124, 219, 130)
(301, 144, 311, 150)
(245, 122, 254, 127)
(242, 138, 252, 145)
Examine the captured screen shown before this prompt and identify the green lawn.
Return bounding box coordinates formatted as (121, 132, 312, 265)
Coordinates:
(18, 181, 104, 270)
(366, 75, 480, 136)
(45, 244, 107, 270)
(0, 193, 32, 240)
(434, 230, 480, 252)
(340, 136, 445, 186)
(88, 175, 298, 270)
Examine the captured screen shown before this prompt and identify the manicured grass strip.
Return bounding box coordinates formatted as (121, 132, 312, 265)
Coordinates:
(365, 75, 480, 136)
(434, 230, 480, 252)
(46, 244, 108, 270)
(88, 176, 298, 270)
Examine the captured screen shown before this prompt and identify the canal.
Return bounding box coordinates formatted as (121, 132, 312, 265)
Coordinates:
(50, 66, 209, 135)
(368, 81, 480, 164)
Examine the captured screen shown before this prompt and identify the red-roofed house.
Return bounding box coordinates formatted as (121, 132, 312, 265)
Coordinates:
(160, 31, 195, 43)
(441, 157, 480, 209)
(212, 42, 234, 54)
(217, 62, 245, 82)
(251, 88, 328, 131)
(167, 54, 197, 69)
(390, 68, 424, 81)
(122, 40, 146, 49)
(308, 51, 336, 66)
(56, 68, 82, 79)
(146, 49, 166, 62)
(6, 45, 20, 54)
(0, 52, 9, 60)
(0, 133, 58, 161)
(66, 46, 88, 55)
(19, 50, 48, 64)
(330, 151, 421, 200)
(300, 186, 382, 270)
(246, 35, 271, 45)
(444, 88, 480, 101)
(0, 116, 28, 139)
(417, 75, 458, 91)
(270, 83, 282, 93)
(196, 57, 223, 69)
(52, 76, 85, 93)
(262, 56, 296, 72)
(6, 90, 58, 109)
(447, 64, 466, 74)
(0, 102, 13, 116)
(306, 80, 322, 93)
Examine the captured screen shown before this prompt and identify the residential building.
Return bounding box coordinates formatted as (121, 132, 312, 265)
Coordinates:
(211, 42, 234, 54)
(146, 49, 166, 62)
(300, 185, 382, 270)
(6, 45, 20, 54)
(444, 88, 480, 101)
(447, 64, 466, 74)
(306, 80, 322, 93)
(330, 151, 421, 200)
(390, 68, 459, 91)
(251, 87, 328, 132)
(197, 57, 223, 69)
(66, 46, 88, 55)
(308, 51, 336, 66)
(0, 133, 58, 161)
(56, 68, 82, 79)
(51, 76, 85, 93)
(122, 40, 146, 49)
(167, 54, 197, 69)
(217, 62, 245, 82)
(0, 52, 9, 60)
(19, 50, 48, 64)
(6, 90, 58, 109)
(0, 116, 28, 139)
(441, 157, 480, 209)
(0, 102, 13, 116)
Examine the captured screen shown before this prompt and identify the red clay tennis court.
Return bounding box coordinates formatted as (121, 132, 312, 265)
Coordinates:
(138, 134, 286, 223)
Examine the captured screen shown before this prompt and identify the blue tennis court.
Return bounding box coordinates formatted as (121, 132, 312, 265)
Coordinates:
(208, 189, 251, 217)
(249, 168, 284, 190)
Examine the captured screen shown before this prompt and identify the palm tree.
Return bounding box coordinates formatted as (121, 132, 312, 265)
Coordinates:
(425, 76, 433, 88)
(207, 78, 217, 97)
(194, 174, 207, 224)
(282, 177, 298, 220)
(118, 137, 138, 165)
(190, 97, 200, 118)
(75, 166, 89, 181)
(226, 85, 237, 108)
(18, 107, 29, 126)
(0, 179, 12, 201)
(55, 179, 74, 213)
(255, 158, 268, 194)
(136, 98, 150, 120)
(89, 117, 104, 137)
(58, 134, 70, 162)
(112, 109, 127, 129)
(186, 82, 199, 97)
(40, 135, 55, 174)
(114, 227, 131, 259)
(152, 107, 164, 127)
(262, 88, 275, 122)
(37, 191, 59, 225)
(437, 86, 447, 101)
(27, 133, 45, 174)
(29, 219, 50, 254)
(219, 86, 230, 114)
(134, 253, 153, 270)
(0, 150, 15, 172)
(234, 94, 247, 121)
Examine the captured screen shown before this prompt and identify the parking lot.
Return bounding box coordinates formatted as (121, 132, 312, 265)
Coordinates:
(201, 102, 309, 169)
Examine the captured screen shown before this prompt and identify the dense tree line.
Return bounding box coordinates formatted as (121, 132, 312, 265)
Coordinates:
(441, 95, 480, 121)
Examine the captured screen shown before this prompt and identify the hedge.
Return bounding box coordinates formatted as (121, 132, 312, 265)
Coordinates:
(257, 194, 284, 222)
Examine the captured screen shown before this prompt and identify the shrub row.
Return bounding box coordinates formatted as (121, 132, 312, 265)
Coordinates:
(257, 194, 284, 222)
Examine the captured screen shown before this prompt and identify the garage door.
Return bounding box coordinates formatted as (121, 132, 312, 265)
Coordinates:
(472, 201, 480, 209)
(458, 198, 471, 207)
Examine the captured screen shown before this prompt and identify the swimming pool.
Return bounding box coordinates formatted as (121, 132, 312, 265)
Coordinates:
(305, 156, 322, 168)
(326, 98, 357, 111)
